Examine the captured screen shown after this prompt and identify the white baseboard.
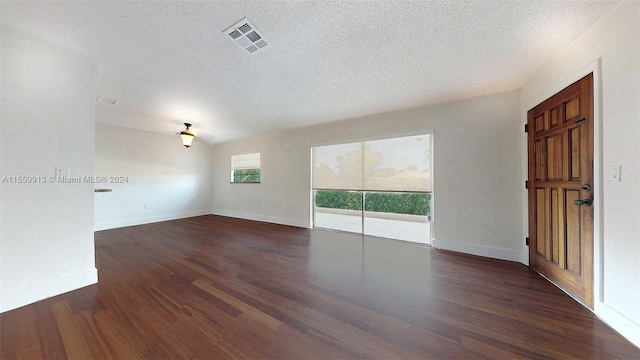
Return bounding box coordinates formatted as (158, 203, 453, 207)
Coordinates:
(432, 238, 522, 262)
(520, 246, 530, 266)
(595, 300, 640, 347)
(211, 209, 311, 229)
(94, 209, 212, 231)
(0, 268, 98, 313)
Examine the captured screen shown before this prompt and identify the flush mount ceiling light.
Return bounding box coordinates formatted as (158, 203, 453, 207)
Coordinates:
(223, 17, 270, 54)
(180, 123, 195, 148)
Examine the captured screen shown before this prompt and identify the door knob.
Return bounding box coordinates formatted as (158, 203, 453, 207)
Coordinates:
(581, 184, 591, 192)
(574, 199, 592, 206)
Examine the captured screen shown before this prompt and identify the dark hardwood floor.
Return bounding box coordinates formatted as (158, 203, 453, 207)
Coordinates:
(1, 215, 638, 359)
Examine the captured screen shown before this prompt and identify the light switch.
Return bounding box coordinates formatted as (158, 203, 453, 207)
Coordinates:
(610, 165, 621, 181)
(56, 167, 71, 179)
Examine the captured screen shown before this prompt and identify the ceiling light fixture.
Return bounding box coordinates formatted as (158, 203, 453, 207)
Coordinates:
(180, 123, 195, 148)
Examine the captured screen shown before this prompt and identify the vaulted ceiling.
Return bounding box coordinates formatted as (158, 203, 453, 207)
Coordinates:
(0, 1, 618, 144)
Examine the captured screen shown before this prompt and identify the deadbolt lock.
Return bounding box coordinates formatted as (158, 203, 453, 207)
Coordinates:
(581, 184, 591, 192)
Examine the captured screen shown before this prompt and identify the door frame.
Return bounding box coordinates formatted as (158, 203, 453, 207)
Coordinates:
(521, 59, 603, 308)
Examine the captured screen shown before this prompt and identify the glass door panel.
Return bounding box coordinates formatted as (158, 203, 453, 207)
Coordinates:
(363, 192, 431, 244)
(313, 190, 363, 233)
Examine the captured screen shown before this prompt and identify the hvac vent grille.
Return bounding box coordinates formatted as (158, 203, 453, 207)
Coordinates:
(238, 23, 252, 33)
(96, 96, 118, 106)
(255, 40, 268, 49)
(224, 18, 270, 55)
(246, 31, 261, 42)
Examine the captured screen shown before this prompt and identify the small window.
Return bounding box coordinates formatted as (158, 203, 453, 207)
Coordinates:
(231, 152, 261, 183)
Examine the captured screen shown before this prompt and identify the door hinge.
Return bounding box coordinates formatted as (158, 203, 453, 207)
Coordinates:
(525, 180, 529, 189)
(525, 237, 530, 246)
(524, 124, 529, 133)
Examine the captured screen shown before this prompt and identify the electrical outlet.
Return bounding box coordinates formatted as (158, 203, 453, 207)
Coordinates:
(144, 204, 150, 209)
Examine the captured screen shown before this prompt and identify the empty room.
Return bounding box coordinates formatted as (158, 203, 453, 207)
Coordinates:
(1, 1, 639, 359)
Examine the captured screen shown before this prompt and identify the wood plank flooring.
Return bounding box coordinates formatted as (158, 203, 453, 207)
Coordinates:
(1, 215, 638, 359)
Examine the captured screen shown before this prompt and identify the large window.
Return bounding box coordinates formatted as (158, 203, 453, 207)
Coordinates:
(312, 134, 432, 244)
(231, 152, 261, 183)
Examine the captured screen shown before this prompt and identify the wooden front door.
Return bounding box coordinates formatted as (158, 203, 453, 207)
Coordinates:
(527, 73, 594, 308)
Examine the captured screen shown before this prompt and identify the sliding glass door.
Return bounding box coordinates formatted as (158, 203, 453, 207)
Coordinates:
(312, 134, 432, 244)
(363, 191, 430, 243)
(313, 190, 363, 233)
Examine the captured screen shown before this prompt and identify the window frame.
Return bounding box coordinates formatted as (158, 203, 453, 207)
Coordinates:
(310, 133, 434, 244)
(230, 152, 261, 184)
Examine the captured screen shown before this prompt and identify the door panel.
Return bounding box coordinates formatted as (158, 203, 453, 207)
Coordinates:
(535, 188, 547, 258)
(528, 73, 594, 308)
(565, 97, 580, 120)
(534, 114, 545, 132)
(550, 188, 564, 266)
(549, 107, 559, 127)
(534, 140, 544, 181)
(546, 134, 564, 180)
(566, 189, 582, 274)
(570, 128, 581, 180)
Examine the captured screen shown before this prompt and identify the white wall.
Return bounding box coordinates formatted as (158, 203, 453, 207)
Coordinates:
(94, 123, 213, 230)
(1, 25, 98, 312)
(212, 90, 523, 261)
(520, 0, 640, 346)
(0, 46, 3, 312)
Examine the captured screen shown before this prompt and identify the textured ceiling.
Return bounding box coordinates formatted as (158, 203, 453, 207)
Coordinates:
(1, 1, 618, 144)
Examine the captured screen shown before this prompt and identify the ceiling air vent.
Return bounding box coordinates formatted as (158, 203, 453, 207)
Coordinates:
(96, 96, 118, 106)
(224, 18, 270, 55)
